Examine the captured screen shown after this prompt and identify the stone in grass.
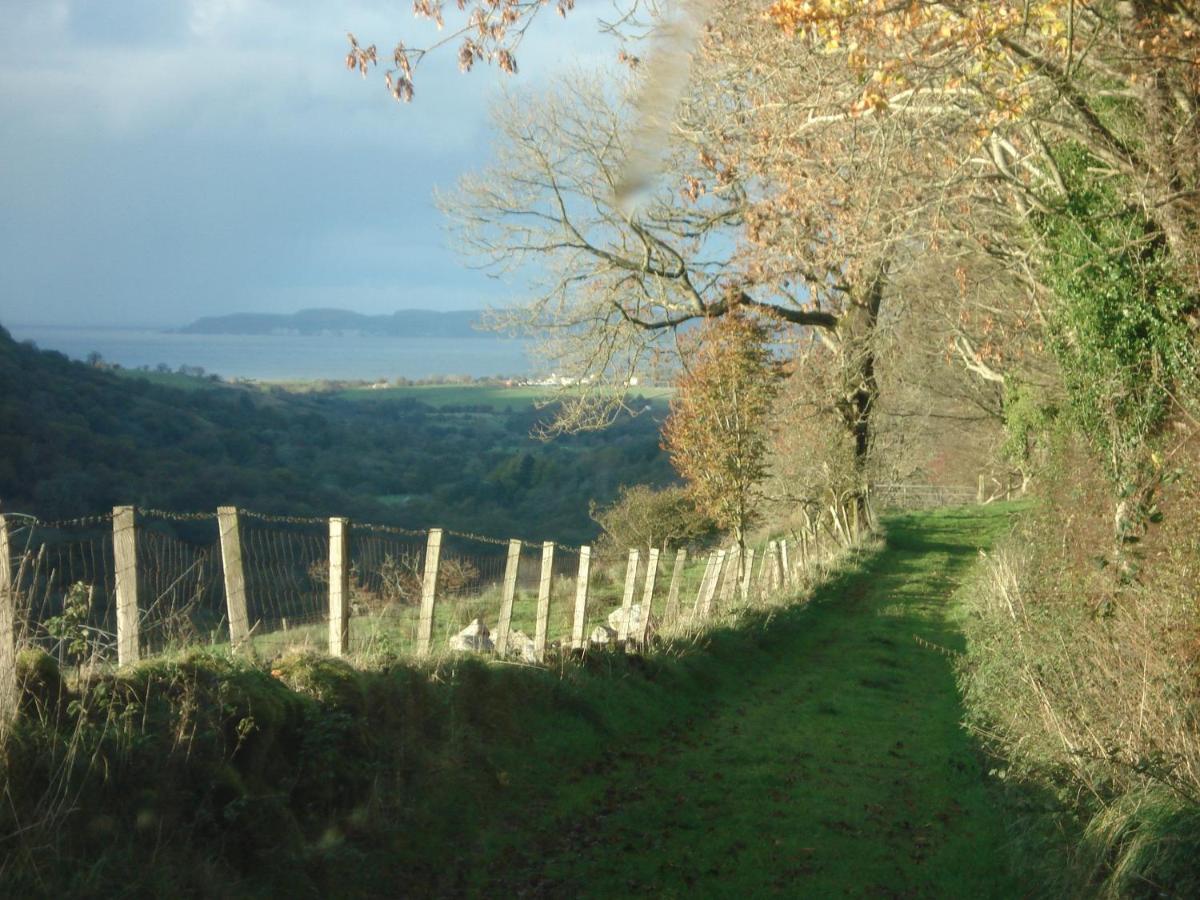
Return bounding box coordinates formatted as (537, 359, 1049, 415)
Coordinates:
(606, 603, 653, 636)
(589, 624, 618, 645)
(448, 618, 493, 653)
(506, 629, 539, 663)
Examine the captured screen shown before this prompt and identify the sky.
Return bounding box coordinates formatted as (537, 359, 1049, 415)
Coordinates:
(0, 0, 617, 327)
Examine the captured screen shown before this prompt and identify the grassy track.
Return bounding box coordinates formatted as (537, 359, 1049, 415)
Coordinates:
(474, 505, 1021, 897)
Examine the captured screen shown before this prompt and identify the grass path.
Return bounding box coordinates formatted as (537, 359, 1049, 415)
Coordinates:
(477, 506, 1020, 897)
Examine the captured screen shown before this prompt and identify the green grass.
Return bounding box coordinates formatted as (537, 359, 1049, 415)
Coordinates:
(333, 382, 673, 409)
(238, 553, 717, 660)
(113, 368, 232, 391)
(2, 506, 1024, 897)
(468, 504, 1025, 897)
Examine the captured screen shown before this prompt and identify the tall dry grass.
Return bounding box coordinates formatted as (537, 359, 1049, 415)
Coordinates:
(960, 433, 1200, 896)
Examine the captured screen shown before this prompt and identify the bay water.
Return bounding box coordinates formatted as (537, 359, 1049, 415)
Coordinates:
(7, 325, 534, 382)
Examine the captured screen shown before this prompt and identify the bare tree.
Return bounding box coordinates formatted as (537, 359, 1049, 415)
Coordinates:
(437, 20, 979, 517)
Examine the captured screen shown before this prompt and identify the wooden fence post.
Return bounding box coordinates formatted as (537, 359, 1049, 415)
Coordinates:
(570, 545, 592, 650)
(495, 539, 521, 657)
(113, 505, 141, 665)
(977, 473, 986, 504)
(617, 549, 640, 645)
(533, 541, 554, 662)
(637, 547, 660, 646)
(328, 517, 350, 657)
(217, 507, 251, 652)
(0, 515, 16, 733)
(774, 541, 786, 592)
(662, 548, 687, 626)
(758, 542, 776, 597)
(416, 528, 443, 656)
(740, 547, 755, 602)
(700, 549, 727, 618)
(780, 540, 794, 589)
(719, 546, 740, 609)
(693, 552, 718, 618)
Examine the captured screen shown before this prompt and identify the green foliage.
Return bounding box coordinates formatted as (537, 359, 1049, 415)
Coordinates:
(958, 450, 1200, 896)
(589, 483, 717, 556)
(0, 326, 675, 543)
(1000, 381, 1060, 477)
(1076, 787, 1200, 899)
(43, 582, 94, 663)
(1034, 143, 1197, 482)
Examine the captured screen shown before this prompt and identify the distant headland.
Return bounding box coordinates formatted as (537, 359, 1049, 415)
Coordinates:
(177, 308, 488, 338)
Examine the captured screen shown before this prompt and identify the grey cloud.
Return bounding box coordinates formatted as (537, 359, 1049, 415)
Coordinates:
(0, 0, 618, 327)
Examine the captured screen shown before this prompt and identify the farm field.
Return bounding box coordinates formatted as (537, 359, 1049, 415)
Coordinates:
(332, 382, 673, 409)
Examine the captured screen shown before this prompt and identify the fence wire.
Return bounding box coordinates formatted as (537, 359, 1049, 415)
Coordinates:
(238, 520, 329, 657)
(3, 505, 847, 670)
(138, 528, 223, 654)
(12, 520, 117, 664)
(343, 526, 426, 656)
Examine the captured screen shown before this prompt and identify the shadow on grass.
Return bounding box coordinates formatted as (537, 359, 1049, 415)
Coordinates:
(470, 504, 1027, 898)
(0, 505, 1028, 898)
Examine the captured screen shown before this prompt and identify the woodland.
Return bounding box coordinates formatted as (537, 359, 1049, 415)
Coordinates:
(0, 326, 674, 544)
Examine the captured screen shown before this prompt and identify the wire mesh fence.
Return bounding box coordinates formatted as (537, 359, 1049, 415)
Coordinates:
(137, 524, 224, 655)
(238, 514, 330, 658)
(10, 516, 118, 665)
(1, 504, 853, 678)
(871, 483, 981, 510)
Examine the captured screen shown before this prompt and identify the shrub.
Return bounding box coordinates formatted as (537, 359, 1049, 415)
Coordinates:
(589, 483, 717, 559)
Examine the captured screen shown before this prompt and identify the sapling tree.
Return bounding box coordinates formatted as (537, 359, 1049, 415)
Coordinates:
(661, 312, 782, 556)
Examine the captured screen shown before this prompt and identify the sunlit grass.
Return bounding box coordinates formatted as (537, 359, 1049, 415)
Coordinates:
(333, 382, 673, 409)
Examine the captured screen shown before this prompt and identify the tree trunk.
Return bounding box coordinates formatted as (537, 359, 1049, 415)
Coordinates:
(835, 261, 887, 531)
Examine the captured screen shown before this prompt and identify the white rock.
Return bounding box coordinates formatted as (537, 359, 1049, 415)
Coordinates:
(507, 629, 539, 663)
(448, 617, 493, 653)
(607, 603, 647, 635)
(589, 624, 618, 645)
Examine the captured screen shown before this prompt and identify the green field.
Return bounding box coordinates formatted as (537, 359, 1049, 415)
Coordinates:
(113, 367, 232, 392)
(333, 382, 673, 409)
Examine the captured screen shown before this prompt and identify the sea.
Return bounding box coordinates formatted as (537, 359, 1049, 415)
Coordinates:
(6, 325, 534, 382)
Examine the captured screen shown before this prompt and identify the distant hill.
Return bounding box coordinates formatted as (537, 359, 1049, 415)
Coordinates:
(178, 308, 487, 337)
